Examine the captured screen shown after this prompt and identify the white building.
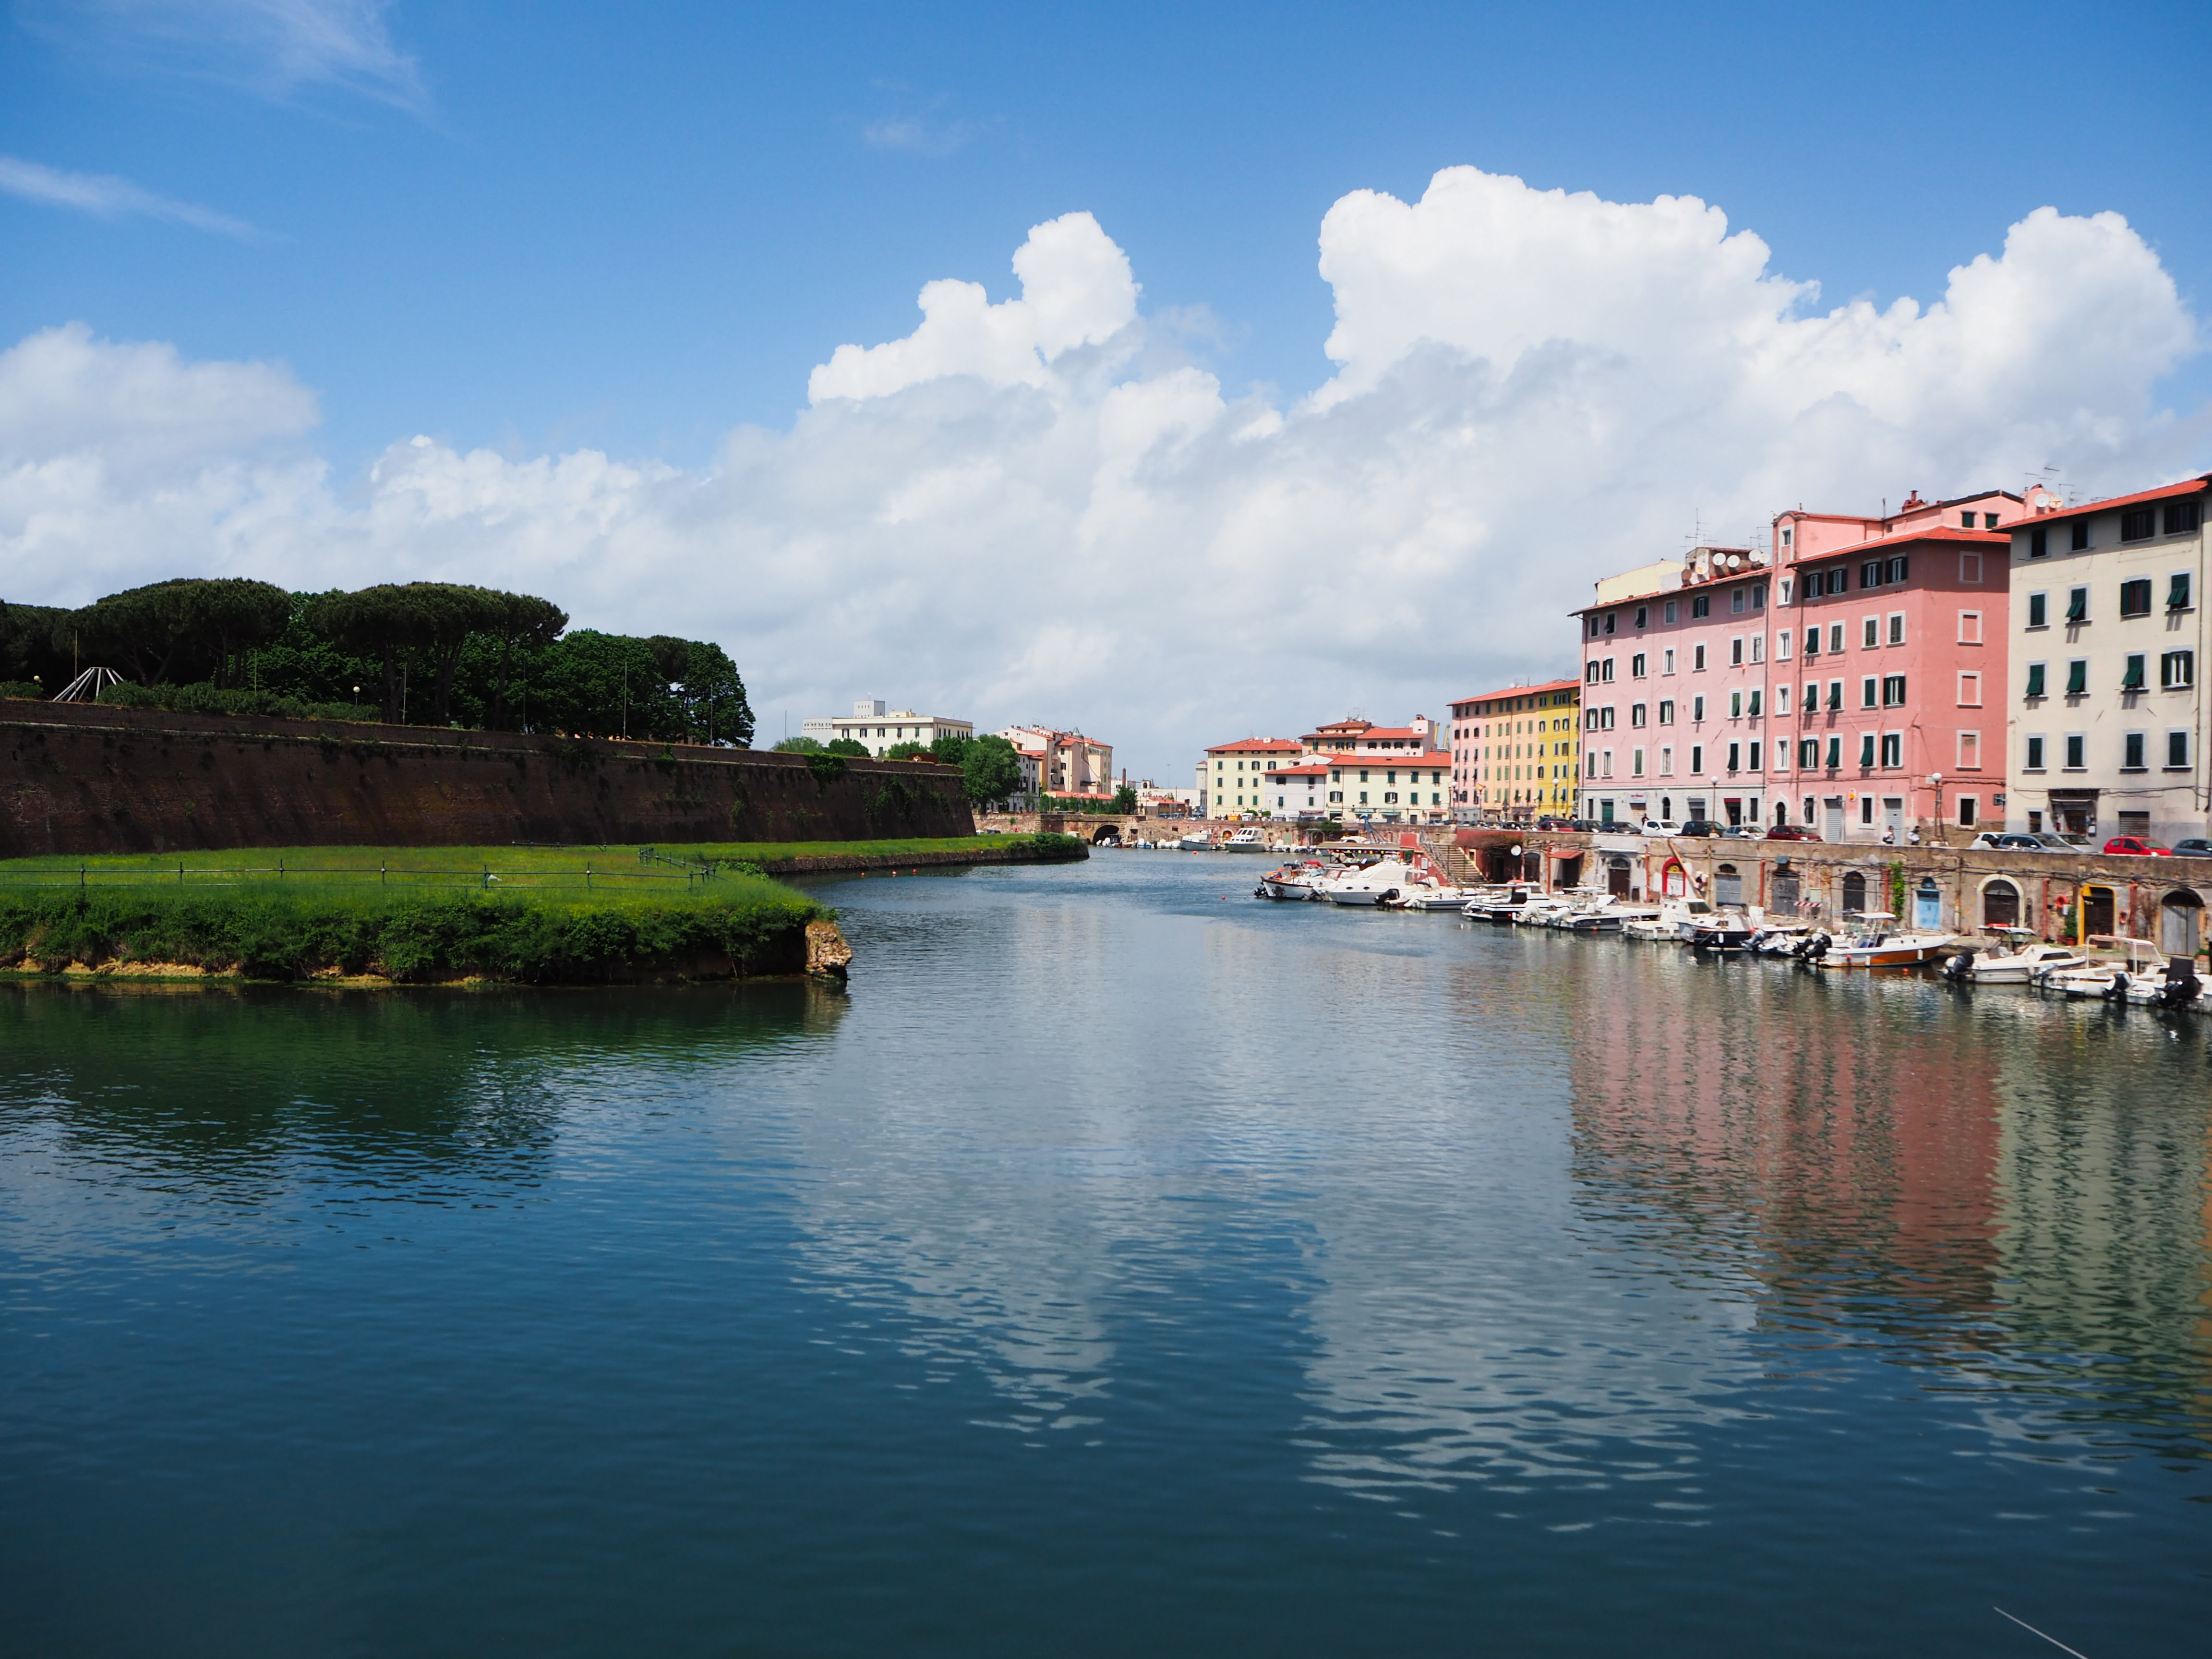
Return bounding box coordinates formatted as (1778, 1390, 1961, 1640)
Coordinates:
(2003, 474, 2209, 843)
(802, 699, 974, 757)
(1001, 726, 1113, 798)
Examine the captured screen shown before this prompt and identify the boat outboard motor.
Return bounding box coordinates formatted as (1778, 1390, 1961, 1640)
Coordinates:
(1380, 889, 1399, 906)
(1799, 931, 1829, 962)
(2158, 958, 2201, 1010)
(2103, 971, 2129, 1003)
(1941, 950, 1974, 983)
(1254, 882, 1269, 900)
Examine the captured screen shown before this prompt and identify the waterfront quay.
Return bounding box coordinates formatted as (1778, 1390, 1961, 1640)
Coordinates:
(1440, 828, 2205, 947)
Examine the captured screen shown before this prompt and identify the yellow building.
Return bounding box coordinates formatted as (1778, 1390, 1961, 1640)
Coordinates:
(1448, 678, 1581, 820)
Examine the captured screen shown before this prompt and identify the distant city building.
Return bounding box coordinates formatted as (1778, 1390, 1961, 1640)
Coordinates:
(802, 699, 973, 757)
(1199, 718, 1451, 824)
(1449, 680, 1580, 821)
(1001, 726, 1113, 798)
(2001, 474, 2209, 844)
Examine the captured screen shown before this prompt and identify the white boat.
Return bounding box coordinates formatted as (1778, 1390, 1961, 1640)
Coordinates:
(1178, 830, 1214, 850)
(1390, 885, 1483, 912)
(1688, 909, 1758, 951)
(1461, 884, 1539, 923)
(1815, 913, 1960, 970)
(1749, 920, 1816, 956)
(1222, 828, 1266, 851)
(1623, 897, 1713, 941)
(2042, 937, 2171, 1000)
(1938, 930, 2086, 985)
(1512, 893, 1575, 926)
(1256, 860, 1332, 901)
(1321, 857, 1423, 906)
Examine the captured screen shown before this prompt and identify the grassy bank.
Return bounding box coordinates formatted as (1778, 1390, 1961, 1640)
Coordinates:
(652, 832, 1090, 871)
(0, 844, 828, 983)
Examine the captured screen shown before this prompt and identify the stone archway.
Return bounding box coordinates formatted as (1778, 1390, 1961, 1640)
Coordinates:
(1981, 878, 2021, 929)
(2161, 888, 2203, 957)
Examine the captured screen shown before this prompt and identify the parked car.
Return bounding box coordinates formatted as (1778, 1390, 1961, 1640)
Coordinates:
(2170, 837, 2212, 858)
(2017, 832, 2080, 852)
(1677, 819, 1719, 837)
(1639, 818, 1685, 836)
(1968, 832, 2044, 851)
(1763, 825, 1819, 842)
(2103, 835, 2172, 856)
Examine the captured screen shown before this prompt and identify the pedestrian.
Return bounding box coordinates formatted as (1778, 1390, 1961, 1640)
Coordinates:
(1881, 824, 1895, 846)
(1907, 825, 1922, 846)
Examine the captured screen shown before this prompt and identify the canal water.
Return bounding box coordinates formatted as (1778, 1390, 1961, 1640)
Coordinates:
(2, 853, 2207, 1656)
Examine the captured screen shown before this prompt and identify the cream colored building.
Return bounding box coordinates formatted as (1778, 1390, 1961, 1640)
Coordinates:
(1002, 725, 1114, 798)
(2003, 475, 2209, 843)
(802, 699, 974, 757)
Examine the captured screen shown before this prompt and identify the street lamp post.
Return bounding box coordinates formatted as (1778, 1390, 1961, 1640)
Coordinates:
(1929, 772, 1945, 839)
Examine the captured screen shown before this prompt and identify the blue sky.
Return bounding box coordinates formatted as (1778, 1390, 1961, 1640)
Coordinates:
(11, 0, 2206, 468)
(4, 1, 2209, 773)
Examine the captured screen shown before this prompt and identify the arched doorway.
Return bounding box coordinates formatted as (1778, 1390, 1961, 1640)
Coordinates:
(1715, 863, 1742, 906)
(1661, 859, 1686, 897)
(1982, 878, 2021, 928)
(2161, 889, 2203, 957)
(1772, 868, 1801, 912)
(1606, 855, 1631, 897)
(1913, 877, 1942, 929)
(2081, 884, 2116, 940)
(1841, 871, 1867, 915)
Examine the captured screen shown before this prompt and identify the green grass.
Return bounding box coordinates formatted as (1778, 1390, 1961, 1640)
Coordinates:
(654, 833, 1089, 866)
(0, 844, 829, 983)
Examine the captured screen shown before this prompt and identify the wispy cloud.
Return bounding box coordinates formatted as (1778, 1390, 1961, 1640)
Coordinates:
(26, 0, 429, 116)
(0, 155, 260, 238)
(859, 82, 981, 157)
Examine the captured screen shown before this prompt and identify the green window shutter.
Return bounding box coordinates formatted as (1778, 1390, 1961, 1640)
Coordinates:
(2065, 589, 2087, 622)
(2122, 654, 2145, 690)
(2025, 663, 2044, 697)
(2066, 660, 2087, 695)
(1859, 734, 1875, 767)
(2170, 573, 2193, 610)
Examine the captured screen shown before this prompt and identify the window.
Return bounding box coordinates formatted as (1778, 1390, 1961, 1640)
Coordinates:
(1663, 648, 1675, 674)
(1635, 606, 1647, 629)
(2025, 735, 2045, 771)
(1958, 731, 1980, 770)
(1960, 552, 1983, 583)
(1659, 746, 1673, 774)
(2120, 578, 2153, 618)
(1632, 652, 1647, 677)
(1731, 588, 1746, 615)
(2070, 520, 2089, 551)
(1828, 624, 1844, 653)
(1827, 680, 1842, 711)
(1664, 600, 1678, 624)
(1887, 613, 1904, 646)
(1602, 658, 1615, 681)
(2065, 586, 2087, 622)
(1604, 613, 1617, 634)
(1958, 671, 1981, 706)
(1749, 740, 1764, 770)
(1779, 577, 1793, 604)
(1862, 617, 1879, 649)
(2122, 653, 2146, 691)
(2066, 660, 2087, 696)
(2168, 731, 2191, 769)
(2025, 662, 2045, 698)
(1632, 748, 1645, 776)
(1958, 611, 1981, 644)
(1690, 745, 1704, 774)
(1960, 510, 1976, 528)
(1858, 733, 1875, 768)
(2027, 592, 2047, 628)
(1693, 644, 1707, 671)
(1585, 661, 1600, 684)
(1825, 736, 1841, 768)
(1750, 635, 1765, 663)
(1776, 685, 1791, 715)
(1631, 703, 1647, 727)
(1692, 695, 1705, 721)
(1799, 737, 1818, 768)
(1958, 796, 1977, 827)
(1692, 594, 1710, 618)
(2123, 732, 2146, 770)
(1803, 680, 1818, 710)
(1880, 733, 1901, 768)
(2162, 650, 2194, 689)
(2029, 527, 2048, 558)
(1749, 690, 1763, 717)
(1658, 699, 1675, 724)
(1861, 677, 1877, 709)
(1601, 707, 1616, 729)
(1862, 560, 1883, 589)
(1731, 637, 1744, 666)
(2165, 501, 2202, 535)
(2120, 507, 2156, 541)
(1803, 627, 1820, 658)
(1886, 556, 1909, 584)
(1729, 691, 1743, 719)
(2065, 734, 2085, 769)
(1726, 743, 1741, 772)
(1753, 584, 1767, 610)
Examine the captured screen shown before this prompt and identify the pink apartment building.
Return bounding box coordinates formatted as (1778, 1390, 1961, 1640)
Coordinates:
(1574, 489, 2033, 839)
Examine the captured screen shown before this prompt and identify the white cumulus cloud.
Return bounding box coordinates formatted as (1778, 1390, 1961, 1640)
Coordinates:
(1, 169, 2202, 775)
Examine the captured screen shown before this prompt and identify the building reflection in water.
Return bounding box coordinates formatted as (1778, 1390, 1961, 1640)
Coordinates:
(1562, 944, 2212, 1456)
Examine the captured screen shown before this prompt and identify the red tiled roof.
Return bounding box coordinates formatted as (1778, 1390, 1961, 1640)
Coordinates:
(2006, 474, 2210, 528)
(1313, 750, 1452, 769)
(1206, 737, 1304, 755)
(1790, 522, 2008, 560)
(1449, 677, 1580, 708)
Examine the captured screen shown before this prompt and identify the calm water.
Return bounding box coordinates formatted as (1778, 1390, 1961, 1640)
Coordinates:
(3, 854, 2208, 1656)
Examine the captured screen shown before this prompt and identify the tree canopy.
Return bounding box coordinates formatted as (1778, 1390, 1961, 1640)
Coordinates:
(66, 578, 291, 688)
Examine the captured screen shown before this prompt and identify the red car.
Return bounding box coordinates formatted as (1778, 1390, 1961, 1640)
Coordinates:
(1764, 825, 1820, 841)
(2102, 835, 2172, 856)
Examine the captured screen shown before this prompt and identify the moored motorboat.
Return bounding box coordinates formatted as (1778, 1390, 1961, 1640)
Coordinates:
(1178, 830, 1214, 850)
(1816, 913, 1959, 970)
(1689, 909, 1757, 951)
(1938, 930, 2086, 985)
(1257, 859, 1332, 901)
(1222, 828, 1267, 851)
(1321, 857, 1421, 906)
(2042, 937, 2169, 1000)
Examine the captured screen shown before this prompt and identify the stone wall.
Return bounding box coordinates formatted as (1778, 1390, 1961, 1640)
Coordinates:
(0, 701, 974, 856)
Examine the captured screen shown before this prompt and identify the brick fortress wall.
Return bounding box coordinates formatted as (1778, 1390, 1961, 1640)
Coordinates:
(0, 701, 975, 856)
